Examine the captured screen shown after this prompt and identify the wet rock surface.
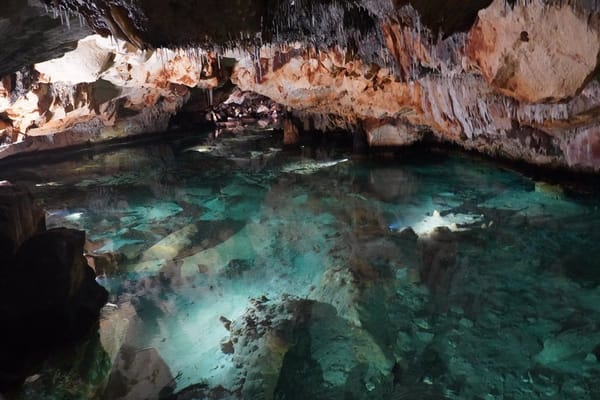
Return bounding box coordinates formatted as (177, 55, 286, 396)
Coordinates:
(0, 34, 226, 160)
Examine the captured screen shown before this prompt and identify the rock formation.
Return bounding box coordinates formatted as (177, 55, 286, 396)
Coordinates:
(2, 0, 600, 171)
(0, 183, 108, 391)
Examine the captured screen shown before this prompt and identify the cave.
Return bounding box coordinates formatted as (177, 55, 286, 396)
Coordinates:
(1, 1, 600, 399)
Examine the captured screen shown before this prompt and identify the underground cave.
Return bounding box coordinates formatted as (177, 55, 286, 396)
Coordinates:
(0, 1, 600, 399)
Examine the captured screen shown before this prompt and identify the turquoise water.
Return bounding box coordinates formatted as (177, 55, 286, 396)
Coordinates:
(3, 131, 600, 400)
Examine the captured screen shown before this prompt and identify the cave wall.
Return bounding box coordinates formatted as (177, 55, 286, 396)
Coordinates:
(1, 0, 600, 171)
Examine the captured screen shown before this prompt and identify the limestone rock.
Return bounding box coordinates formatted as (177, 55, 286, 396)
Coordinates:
(0, 34, 224, 160)
(36, 35, 115, 85)
(467, 0, 600, 103)
(2, 0, 600, 173)
(363, 118, 423, 147)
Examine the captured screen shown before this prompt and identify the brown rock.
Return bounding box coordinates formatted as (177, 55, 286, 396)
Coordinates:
(219, 315, 232, 331)
(282, 118, 300, 145)
(220, 338, 235, 354)
(85, 252, 122, 276)
(467, 0, 600, 103)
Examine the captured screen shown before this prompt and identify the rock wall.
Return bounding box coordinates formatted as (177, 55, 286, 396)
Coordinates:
(0, 0, 599, 172)
(231, 0, 600, 171)
(0, 35, 224, 160)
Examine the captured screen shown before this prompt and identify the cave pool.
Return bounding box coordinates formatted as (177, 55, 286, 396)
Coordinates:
(3, 129, 600, 400)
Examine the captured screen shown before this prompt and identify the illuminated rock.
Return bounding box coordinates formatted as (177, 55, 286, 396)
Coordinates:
(467, 0, 600, 103)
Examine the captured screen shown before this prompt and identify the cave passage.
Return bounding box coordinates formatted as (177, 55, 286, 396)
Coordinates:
(3, 129, 600, 400)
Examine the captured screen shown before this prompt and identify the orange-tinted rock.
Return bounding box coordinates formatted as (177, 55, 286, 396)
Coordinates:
(0, 35, 224, 160)
(232, 46, 418, 122)
(282, 118, 300, 145)
(233, 39, 600, 171)
(467, 0, 600, 103)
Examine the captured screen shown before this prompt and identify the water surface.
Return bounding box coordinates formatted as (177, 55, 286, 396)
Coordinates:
(4, 131, 600, 400)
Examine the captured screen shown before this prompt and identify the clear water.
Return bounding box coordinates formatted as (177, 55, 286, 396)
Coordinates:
(3, 131, 600, 400)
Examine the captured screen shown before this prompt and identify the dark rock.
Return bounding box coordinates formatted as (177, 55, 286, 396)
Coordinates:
(283, 118, 300, 145)
(219, 315, 232, 331)
(0, 227, 108, 390)
(222, 259, 254, 279)
(0, 0, 90, 76)
(0, 182, 45, 259)
(166, 382, 234, 400)
(220, 339, 235, 354)
(103, 345, 174, 400)
(395, 0, 493, 36)
(85, 251, 123, 276)
(194, 297, 395, 399)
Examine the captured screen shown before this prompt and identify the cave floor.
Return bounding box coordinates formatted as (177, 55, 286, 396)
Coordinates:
(3, 129, 600, 400)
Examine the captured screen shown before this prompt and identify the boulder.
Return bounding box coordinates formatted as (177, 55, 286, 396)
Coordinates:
(0, 227, 108, 390)
(467, 0, 600, 103)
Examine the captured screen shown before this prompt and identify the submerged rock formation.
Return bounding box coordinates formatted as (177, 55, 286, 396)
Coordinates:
(1, 0, 600, 170)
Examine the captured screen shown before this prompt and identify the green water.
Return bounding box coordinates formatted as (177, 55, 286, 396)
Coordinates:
(3, 131, 600, 400)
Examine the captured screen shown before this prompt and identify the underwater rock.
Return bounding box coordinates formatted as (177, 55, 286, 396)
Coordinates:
(99, 302, 141, 364)
(272, 299, 394, 400)
(0, 227, 108, 390)
(103, 345, 175, 400)
(86, 251, 123, 276)
(309, 267, 363, 327)
(199, 296, 394, 400)
(142, 220, 245, 263)
(534, 329, 600, 376)
(418, 227, 460, 307)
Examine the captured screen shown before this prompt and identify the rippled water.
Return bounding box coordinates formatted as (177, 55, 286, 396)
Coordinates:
(3, 131, 600, 400)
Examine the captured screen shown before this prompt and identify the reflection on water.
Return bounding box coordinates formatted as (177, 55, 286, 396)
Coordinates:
(3, 131, 600, 400)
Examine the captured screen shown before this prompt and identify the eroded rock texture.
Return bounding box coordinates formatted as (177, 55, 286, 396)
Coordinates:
(1, 0, 600, 171)
(0, 35, 224, 159)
